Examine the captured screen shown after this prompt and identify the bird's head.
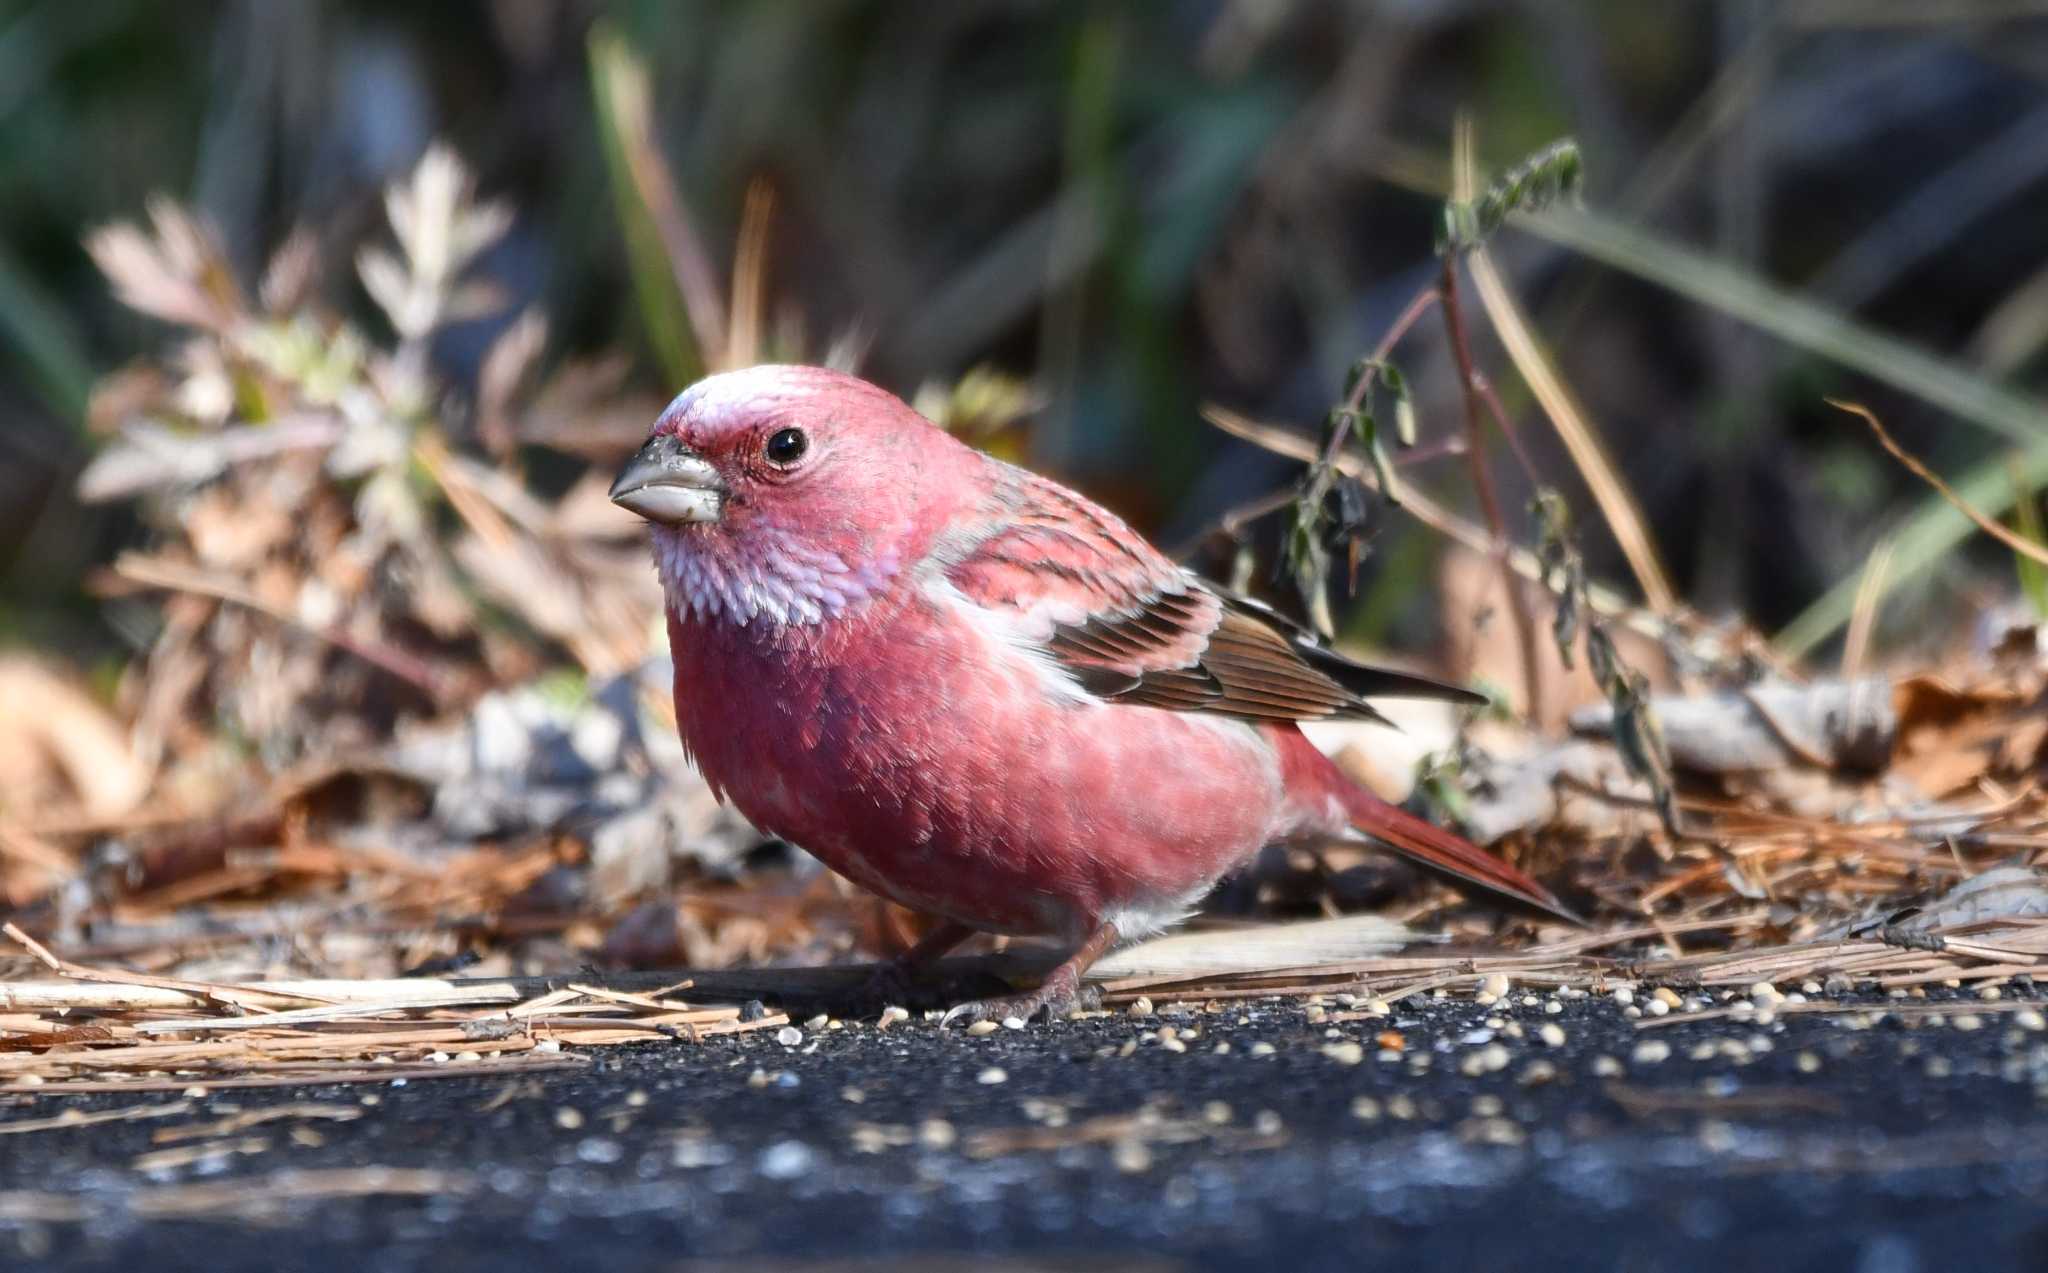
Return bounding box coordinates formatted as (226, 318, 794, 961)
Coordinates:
(610, 365, 978, 628)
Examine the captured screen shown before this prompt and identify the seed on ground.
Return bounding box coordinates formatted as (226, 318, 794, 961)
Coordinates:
(1645, 999, 1670, 1017)
(918, 1118, 957, 1149)
(1539, 1023, 1567, 1047)
(1592, 1055, 1623, 1077)
(775, 1026, 803, 1046)
(2015, 1009, 2045, 1032)
(1631, 1040, 1671, 1065)
(877, 1006, 910, 1029)
(1128, 997, 1154, 1017)
(965, 1019, 999, 1037)
(1796, 1051, 1822, 1073)
(1248, 1041, 1276, 1057)
(1322, 1041, 1365, 1066)
(1478, 972, 1511, 1000)
(1653, 988, 1683, 1010)
(1351, 1096, 1381, 1121)
(977, 1067, 1008, 1085)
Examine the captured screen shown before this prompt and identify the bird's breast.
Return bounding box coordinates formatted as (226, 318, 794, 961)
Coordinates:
(664, 595, 1290, 937)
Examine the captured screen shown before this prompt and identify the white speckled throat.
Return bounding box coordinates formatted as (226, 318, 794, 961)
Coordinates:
(651, 523, 902, 628)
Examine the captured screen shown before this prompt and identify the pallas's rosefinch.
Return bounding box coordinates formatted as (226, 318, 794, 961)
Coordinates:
(611, 366, 1574, 1022)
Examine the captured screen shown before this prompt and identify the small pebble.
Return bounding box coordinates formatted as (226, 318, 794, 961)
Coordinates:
(805, 1014, 830, 1031)
(775, 1026, 803, 1047)
(1611, 987, 1635, 1006)
(1631, 1040, 1671, 1065)
(1644, 999, 1670, 1018)
(1112, 1138, 1152, 1173)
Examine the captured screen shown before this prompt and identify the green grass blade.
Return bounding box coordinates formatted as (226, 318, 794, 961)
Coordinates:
(1520, 205, 2047, 447)
(588, 23, 701, 389)
(1774, 443, 2048, 658)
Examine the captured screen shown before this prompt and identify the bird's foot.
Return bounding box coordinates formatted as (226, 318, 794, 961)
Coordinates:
(939, 966, 1101, 1028)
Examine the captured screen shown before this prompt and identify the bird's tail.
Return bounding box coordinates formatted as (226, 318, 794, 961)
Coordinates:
(1288, 733, 1580, 924)
(1340, 783, 1580, 924)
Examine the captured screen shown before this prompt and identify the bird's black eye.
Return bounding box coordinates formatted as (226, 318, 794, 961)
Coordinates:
(764, 427, 808, 467)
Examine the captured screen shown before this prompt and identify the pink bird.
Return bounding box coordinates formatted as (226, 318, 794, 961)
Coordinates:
(611, 365, 1575, 1023)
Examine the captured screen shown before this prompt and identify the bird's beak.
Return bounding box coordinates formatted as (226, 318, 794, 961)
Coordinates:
(609, 434, 726, 525)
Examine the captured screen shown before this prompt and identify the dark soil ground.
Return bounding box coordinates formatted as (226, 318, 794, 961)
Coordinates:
(4, 986, 2046, 1272)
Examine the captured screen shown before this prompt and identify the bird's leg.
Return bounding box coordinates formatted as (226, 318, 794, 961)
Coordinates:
(941, 921, 1119, 1027)
(855, 919, 977, 1009)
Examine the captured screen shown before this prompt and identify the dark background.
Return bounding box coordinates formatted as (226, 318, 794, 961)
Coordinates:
(5, 0, 2048, 664)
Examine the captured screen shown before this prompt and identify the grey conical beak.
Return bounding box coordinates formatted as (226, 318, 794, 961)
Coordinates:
(609, 434, 726, 525)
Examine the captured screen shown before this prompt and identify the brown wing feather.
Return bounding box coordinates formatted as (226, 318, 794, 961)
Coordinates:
(948, 465, 1485, 726)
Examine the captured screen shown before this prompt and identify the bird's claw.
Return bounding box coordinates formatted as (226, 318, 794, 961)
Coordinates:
(939, 977, 1100, 1028)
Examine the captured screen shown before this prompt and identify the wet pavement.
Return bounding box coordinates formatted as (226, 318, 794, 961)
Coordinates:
(4, 986, 2046, 1271)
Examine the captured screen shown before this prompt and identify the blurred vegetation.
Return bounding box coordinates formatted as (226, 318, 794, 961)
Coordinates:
(6, 0, 2048, 672)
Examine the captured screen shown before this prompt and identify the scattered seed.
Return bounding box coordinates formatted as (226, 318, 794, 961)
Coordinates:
(965, 1019, 999, 1037)
(1592, 1055, 1623, 1077)
(1631, 1040, 1671, 1065)
(841, 1087, 865, 1104)
(2015, 1009, 2045, 1032)
(1322, 1041, 1366, 1066)
(805, 1014, 830, 1031)
(1248, 1041, 1276, 1057)
(1519, 1060, 1557, 1086)
(977, 1067, 1008, 1085)
(917, 1118, 956, 1149)
(554, 1107, 584, 1130)
(1653, 988, 1683, 1010)
(1112, 1138, 1152, 1173)
(1478, 972, 1511, 1000)
(775, 1026, 803, 1047)
(1611, 987, 1635, 1006)
(1952, 1014, 1984, 1032)
(1538, 1023, 1566, 1048)
(1203, 1101, 1232, 1125)
(1644, 999, 1670, 1018)
(1796, 1051, 1822, 1073)
(1351, 1096, 1381, 1121)
(1128, 997, 1154, 1017)
(878, 1006, 910, 1029)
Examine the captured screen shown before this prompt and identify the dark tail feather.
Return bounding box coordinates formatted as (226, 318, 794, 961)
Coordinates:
(1340, 786, 1583, 925)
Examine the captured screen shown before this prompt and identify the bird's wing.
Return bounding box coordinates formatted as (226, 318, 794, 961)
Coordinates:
(945, 468, 1486, 724)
